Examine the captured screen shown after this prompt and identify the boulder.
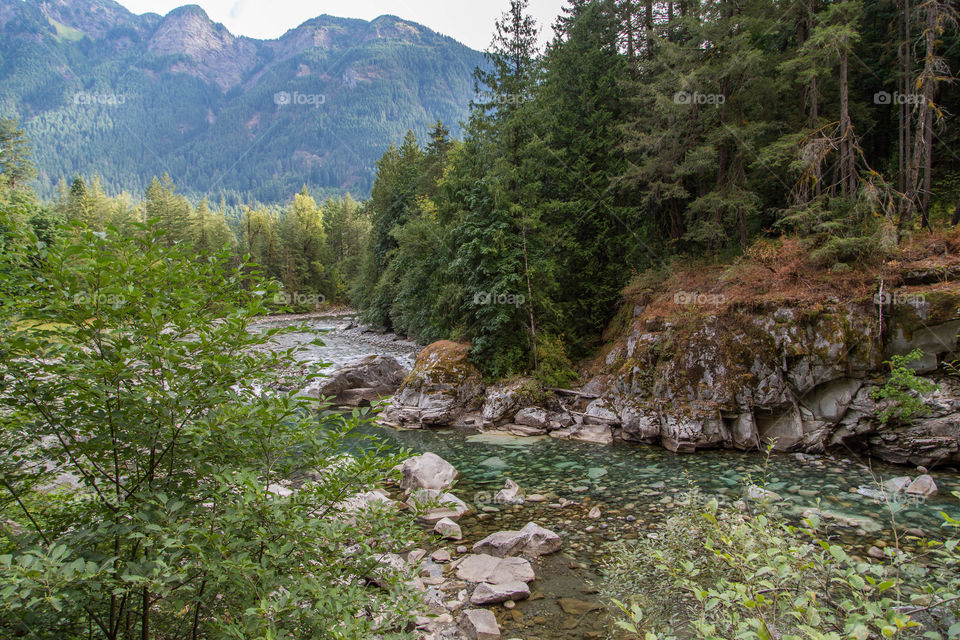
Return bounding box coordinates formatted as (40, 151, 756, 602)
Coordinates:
(306, 355, 407, 406)
(472, 522, 562, 557)
(399, 452, 459, 493)
(514, 407, 551, 429)
(459, 609, 501, 640)
(266, 483, 293, 497)
(470, 581, 531, 605)
(455, 554, 536, 584)
(407, 489, 471, 524)
(379, 341, 484, 427)
(434, 517, 463, 540)
(905, 474, 938, 497)
(481, 379, 540, 428)
(495, 478, 524, 505)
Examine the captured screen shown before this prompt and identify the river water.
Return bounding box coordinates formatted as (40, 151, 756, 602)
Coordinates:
(255, 314, 960, 639)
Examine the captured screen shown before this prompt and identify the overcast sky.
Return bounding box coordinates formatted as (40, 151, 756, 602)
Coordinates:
(115, 0, 568, 50)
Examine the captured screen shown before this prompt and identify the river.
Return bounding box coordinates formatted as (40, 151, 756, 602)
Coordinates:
(253, 313, 960, 639)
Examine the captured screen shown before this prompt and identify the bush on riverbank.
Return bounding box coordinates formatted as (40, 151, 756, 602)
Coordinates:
(601, 490, 960, 639)
(0, 223, 421, 640)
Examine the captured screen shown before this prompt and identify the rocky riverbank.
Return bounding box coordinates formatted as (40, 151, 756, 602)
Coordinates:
(374, 271, 959, 469)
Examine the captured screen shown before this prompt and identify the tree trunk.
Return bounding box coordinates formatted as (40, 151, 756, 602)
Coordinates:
(645, 0, 654, 59)
(839, 50, 857, 197)
(521, 226, 537, 371)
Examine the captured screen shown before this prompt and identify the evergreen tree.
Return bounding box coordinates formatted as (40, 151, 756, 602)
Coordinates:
(0, 118, 37, 190)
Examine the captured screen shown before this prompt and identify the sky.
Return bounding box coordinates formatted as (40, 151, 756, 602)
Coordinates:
(114, 0, 569, 51)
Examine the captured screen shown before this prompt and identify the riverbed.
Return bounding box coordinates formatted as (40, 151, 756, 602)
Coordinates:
(257, 313, 960, 639)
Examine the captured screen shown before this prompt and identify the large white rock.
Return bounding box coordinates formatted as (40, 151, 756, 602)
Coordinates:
(470, 581, 531, 605)
(399, 452, 459, 493)
(514, 407, 551, 429)
(434, 517, 463, 540)
(460, 609, 501, 640)
(472, 522, 562, 557)
(455, 554, 536, 584)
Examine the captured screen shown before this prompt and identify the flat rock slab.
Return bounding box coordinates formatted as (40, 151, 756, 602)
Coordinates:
(558, 598, 603, 616)
(456, 554, 535, 584)
(470, 581, 531, 605)
(473, 522, 562, 557)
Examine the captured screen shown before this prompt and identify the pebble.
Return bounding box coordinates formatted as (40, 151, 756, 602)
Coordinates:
(625, 515, 636, 522)
(504, 600, 515, 610)
(456, 545, 468, 554)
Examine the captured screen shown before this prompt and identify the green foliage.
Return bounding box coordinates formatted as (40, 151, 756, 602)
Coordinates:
(0, 224, 420, 640)
(0, 117, 37, 189)
(871, 349, 941, 425)
(601, 490, 960, 639)
(534, 333, 578, 387)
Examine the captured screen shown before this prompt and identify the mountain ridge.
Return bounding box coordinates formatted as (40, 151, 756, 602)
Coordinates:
(0, 0, 486, 202)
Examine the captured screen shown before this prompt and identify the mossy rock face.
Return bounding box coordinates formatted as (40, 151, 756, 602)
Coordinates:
(382, 341, 484, 427)
(401, 340, 482, 392)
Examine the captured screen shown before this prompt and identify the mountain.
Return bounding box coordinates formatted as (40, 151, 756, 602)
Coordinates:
(0, 0, 486, 202)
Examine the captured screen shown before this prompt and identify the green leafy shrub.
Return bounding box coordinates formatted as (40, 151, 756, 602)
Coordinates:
(601, 490, 960, 639)
(535, 332, 578, 387)
(0, 224, 421, 640)
(871, 349, 940, 425)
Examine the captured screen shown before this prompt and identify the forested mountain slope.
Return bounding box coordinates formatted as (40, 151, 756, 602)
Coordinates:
(0, 0, 485, 201)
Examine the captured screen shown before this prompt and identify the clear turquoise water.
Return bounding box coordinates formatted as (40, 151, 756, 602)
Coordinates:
(347, 421, 960, 639)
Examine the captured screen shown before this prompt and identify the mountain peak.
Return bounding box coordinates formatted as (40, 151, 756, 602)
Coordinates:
(36, 0, 145, 39)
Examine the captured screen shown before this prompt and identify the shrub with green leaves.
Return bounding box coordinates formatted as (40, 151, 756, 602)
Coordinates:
(871, 348, 940, 425)
(0, 224, 421, 640)
(601, 490, 960, 640)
